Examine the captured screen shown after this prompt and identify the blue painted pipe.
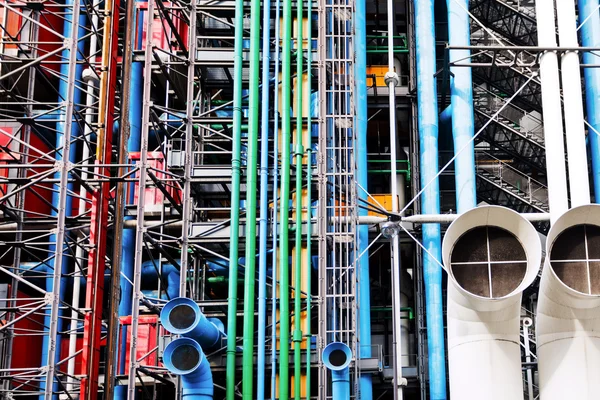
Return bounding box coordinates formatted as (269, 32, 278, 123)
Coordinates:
(354, 0, 373, 397)
(257, 0, 271, 394)
(163, 338, 213, 399)
(578, 0, 600, 201)
(322, 342, 352, 400)
(141, 261, 180, 300)
(40, 3, 86, 397)
(446, 0, 477, 212)
(413, 0, 448, 399)
(160, 297, 224, 350)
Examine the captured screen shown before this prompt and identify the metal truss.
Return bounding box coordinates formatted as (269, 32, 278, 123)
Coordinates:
(317, 0, 360, 395)
(470, 0, 537, 46)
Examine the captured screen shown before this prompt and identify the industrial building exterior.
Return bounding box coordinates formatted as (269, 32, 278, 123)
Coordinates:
(0, 0, 598, 398)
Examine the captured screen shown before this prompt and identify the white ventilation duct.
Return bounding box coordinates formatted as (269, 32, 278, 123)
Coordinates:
(442, 206, 542, 400)
(537, 204, 600, 400)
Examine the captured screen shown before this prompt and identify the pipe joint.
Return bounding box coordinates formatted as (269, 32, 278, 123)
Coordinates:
(384, 71, 399, 87)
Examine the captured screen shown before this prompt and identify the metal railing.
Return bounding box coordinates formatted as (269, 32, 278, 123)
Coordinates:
(473, 85, 544, 142)
(476, 151, 548, 205)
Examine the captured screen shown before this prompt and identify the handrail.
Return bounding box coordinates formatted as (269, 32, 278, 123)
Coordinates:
(475, 151, 548, 205)
(473, 85, 543, 138)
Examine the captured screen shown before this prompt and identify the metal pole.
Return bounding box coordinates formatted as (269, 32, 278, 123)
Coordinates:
(385, 1, 403, 397)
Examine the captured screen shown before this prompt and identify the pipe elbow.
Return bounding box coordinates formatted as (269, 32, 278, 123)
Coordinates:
(163, 338, 213, 399)
(161, 297, 223, 350)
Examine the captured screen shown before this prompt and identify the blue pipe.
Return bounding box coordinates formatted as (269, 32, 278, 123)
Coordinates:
(322, 342, 352, 400)
(163, 338, 213, 399)
(160, 297, 224, 350)
(578, 0, 600, 201)
(354, 0, 373, 398)
(40, 4, 86, 397)
(446, 0, 477, 212)
(115, 5, 144, 398)
(270, 0, 281, 391)
(413, 1, 448, 399)
(257, 0, 271, 394)
(141, 261, 180, 300)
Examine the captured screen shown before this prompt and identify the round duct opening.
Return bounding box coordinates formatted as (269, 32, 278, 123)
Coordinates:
(449, 226, 527, 299)
(550, 224, 600, 295)
(328, 349, 349, 368)
(171, 343, 201, 372)
(170, 304, 196, 330)
(322, 342, 352, 371)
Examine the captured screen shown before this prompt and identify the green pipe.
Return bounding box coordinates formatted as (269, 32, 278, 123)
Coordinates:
(371, 306, 414, 320)
(241, 0, 261, 396)
(225, 0, 243, 396)
(293, 2, 304, 399)
(207, 276, 244, 283)
(279, 0, 293, 394)
(305, 1, 313, 397)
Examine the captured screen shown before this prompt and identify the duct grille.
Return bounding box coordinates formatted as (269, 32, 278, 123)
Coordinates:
(170, 304, 196, 330)
(450, 226, 527, 298)
(171, 344, 200, 372)
(550, 224, 600, 295)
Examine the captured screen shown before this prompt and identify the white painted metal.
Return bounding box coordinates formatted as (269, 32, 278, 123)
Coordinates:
(442, 206, 542, 400)
(537, 204, 600, 400)
(556, 0, 591, 206)
(535, 0, 569, 222)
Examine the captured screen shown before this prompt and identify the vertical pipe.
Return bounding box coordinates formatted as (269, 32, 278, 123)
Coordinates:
(535, 0, 569, 223)
(386, 0, 404, 396)
(40, 2, 86, 397)
(242, 0, 261, 394)
(446, 0, 476, 212)
(115, 17, 144, 400)
(412, 1, 447, 398)
(293, 5, 304, 399)
(258, 0, 272, 396)
(305, 3, 313, 396)
(556, 0, 590, 206)
(279, 0, 293, 393)
(354, 0, 373, 396)
(226, 0, 244, 395)
(67, 2, 100, 389)
(271, 0, 282, 394)
(579, 0, 600, 201)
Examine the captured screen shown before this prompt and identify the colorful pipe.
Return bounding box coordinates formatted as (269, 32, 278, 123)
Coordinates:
(163, 338, 213, 400)
(413, 0, 447, 398)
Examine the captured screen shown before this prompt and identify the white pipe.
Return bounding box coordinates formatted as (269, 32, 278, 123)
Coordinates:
(535, 0, 569, 223)
(442, 206, 542, 400)
(556, 0, 591, 206)
(537, 204, 600, 400)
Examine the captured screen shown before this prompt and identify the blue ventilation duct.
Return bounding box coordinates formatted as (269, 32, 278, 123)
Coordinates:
(322, 342, 352, 400)
(163, 338, 213, 400)
(413, 0, 448, 399)
(578, 0, 600, 200)
(160, 297, 224, 350)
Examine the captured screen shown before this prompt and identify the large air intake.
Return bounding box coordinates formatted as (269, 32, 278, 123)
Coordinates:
(537, 204, 600, 400)
(442, 205, 542, 400)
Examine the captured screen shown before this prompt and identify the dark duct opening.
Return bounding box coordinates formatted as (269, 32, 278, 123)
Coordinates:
(450, 226, 527, 298)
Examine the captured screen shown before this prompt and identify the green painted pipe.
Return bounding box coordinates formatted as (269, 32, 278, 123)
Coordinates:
(305, 2, 313, 397)
(279, 0, 293, 394)
(207, 276, 244, 283)
(241, 0, 261, 395)
(226, 0, 244, 396)
(293, 1, 304, 398)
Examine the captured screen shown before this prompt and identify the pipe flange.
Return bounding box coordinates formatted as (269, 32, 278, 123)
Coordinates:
(384, 71, 400, 87)
(522, 317, 533, 327)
